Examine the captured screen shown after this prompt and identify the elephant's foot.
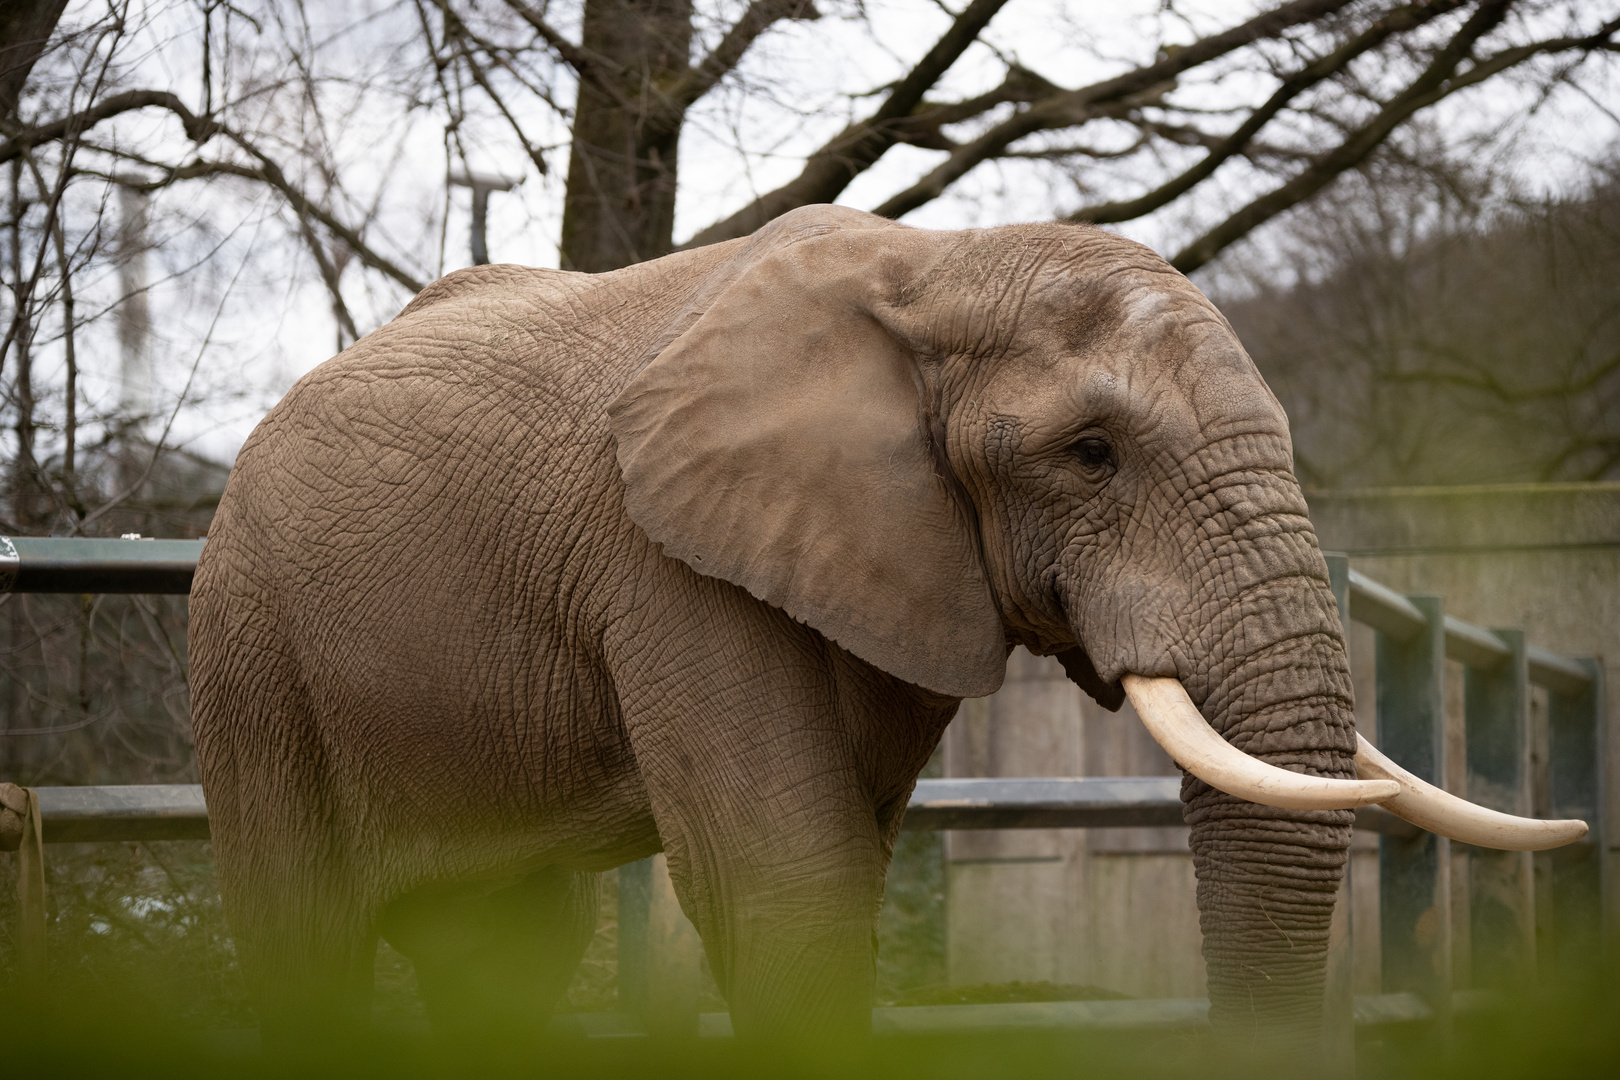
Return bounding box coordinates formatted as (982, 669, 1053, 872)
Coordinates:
(688, 860, 884, 1045)
(242, 913, 378, 1057)
(723, 928, 877, 1045)
(378, 866, 602, 1043)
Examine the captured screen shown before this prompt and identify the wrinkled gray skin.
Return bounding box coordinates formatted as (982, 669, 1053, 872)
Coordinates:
(190, 206, 1354, 1048)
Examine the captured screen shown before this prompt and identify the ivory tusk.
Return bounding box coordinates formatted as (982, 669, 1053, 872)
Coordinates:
(1122, 675, 1400, 811)
(1354, 734, 1588, 851)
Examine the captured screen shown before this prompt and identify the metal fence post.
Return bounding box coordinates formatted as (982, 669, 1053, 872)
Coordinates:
(1542, 659, 1606, 981)
(1323, 554, 1355, 1070)
(616, 854, 702, 1035)
(618, 858, 652, 1020)
(1464, 629, 1534, 987)
(646, 854, 704, 1034)
(1377, 595, 1451, 1041)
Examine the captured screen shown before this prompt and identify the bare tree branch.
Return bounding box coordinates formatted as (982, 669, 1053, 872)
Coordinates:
(297, 218, 361, 346)
(660, 0, 819, 119)
(11, 76, 427, 296)
(1170, 7, 1620, 272)
(440, 12, 573, 119)
(131, 153, 428, 293)
(682, 0, 1020, 247)
(888, 66, 1064, 149)
(865, 0, 1359, 223)
(442, 17, 550, 175)
(1385, 344, 1620, 400)
(1070, 0, 1462, 226)
(0, 89, 220, 165)
(0, 0, 69, 124)
(501, 0, 634, 111)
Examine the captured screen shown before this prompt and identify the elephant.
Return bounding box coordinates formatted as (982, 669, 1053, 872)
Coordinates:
(188, 204, 1573, 1051)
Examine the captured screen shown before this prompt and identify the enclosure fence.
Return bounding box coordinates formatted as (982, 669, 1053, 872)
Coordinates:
(0, 538, 1607, 1048)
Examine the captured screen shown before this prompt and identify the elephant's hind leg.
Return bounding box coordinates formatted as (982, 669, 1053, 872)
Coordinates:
(379, 867, 602, 1041)
(190, 596, 379, 1046)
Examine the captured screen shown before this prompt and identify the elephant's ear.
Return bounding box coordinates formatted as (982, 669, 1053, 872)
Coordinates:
(607, 227, 1006, 699)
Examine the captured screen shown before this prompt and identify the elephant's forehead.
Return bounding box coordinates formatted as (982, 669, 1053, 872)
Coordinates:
(983, 295, 1278, 431)
(1108, 285, 1286, 435)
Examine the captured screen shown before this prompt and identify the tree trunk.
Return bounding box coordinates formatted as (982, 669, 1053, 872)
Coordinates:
(0, 0, 69, 123)
(560, 0, 692, 273)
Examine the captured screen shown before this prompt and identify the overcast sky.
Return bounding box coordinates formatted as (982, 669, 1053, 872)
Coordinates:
(32, 0, 1620, 465)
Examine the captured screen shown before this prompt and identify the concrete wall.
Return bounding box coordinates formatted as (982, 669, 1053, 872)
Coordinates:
(1310, 483, 1620, 986)
(941, 482, 1617, 997)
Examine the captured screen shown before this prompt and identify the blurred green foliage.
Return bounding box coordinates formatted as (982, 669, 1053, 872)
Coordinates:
(1, 967, 1618, 1079)
(0, 828, 951, 1030)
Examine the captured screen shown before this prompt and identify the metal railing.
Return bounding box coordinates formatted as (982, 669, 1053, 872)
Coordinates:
(0, 535, 203, 594)
(0, 537, 1607, 1045)
(27, 776, 1434, 840)
(1321, 554, 1607, 1058)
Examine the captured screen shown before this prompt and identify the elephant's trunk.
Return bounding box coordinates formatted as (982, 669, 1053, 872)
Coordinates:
(1188, 783, 1351, 1042)
(1177, 572, 1357, 1045)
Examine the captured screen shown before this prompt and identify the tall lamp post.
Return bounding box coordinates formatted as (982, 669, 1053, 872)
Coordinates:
(114, 178, 152, 436)
(449, 171, 519, 266)
(112, 175, 155, 506)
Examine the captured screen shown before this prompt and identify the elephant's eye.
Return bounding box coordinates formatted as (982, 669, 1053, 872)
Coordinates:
(1073, 436, 1116, 476)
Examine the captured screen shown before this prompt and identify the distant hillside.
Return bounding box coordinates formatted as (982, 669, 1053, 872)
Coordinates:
(1219, 176, 1620, 490)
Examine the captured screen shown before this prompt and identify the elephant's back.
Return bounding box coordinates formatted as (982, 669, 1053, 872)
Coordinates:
(189, 254, 735, 864)
(195, 259, 699, 718)
(222, 246, 744, 535)
(204, 240, 749, 599)
(211, 265, 623, 600)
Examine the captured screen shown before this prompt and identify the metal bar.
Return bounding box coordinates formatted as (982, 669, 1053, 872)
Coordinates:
(33, 784, 210, 842)
(1349, 569, 1589, 687)
(0, 536, 203, 594)
(184, 989, 1472, 1044)
(617, 858, 652, 1023)
(1326, 553, 1352, 631)
(902, 777, 1183, 830)
(562, 991, 1446, 1039)
(867, 998, 1210, 1034)
(644, 854, 703, 1036)
(1528, 646, 1595, 697)
(1350, 992, 1436, 1026)
(1445, 616, 1512, 671)
(1540, 659, 1605, 982)
(0, 539, 1590, 692)
(1465, 628, 1535, 987)
(1349, 570, 1427, 642)
(1356, 804, 1422, 841)
(21, 779, 1432, 843)
(614, 855, 705, 1038)
(1377, 595, 1452, 1043)
(22, 780, 1191, 842)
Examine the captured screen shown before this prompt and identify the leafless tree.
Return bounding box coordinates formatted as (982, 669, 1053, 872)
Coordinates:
(0, 0, 1603, 554)
(1222, 159, 1620, 487)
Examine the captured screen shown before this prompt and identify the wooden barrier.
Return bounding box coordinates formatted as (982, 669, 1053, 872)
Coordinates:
(0, 537, 1608, 1046)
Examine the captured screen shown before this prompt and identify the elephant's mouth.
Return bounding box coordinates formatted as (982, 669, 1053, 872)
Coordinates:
(1123, 674, 1587, 852)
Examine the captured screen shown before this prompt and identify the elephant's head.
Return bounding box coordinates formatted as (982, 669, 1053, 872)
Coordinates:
(608, 205, 1579, 1042)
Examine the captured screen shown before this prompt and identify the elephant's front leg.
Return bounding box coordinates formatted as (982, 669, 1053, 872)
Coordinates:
(655, 781, 889, 1039)
(616, 638, 899, 1039)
